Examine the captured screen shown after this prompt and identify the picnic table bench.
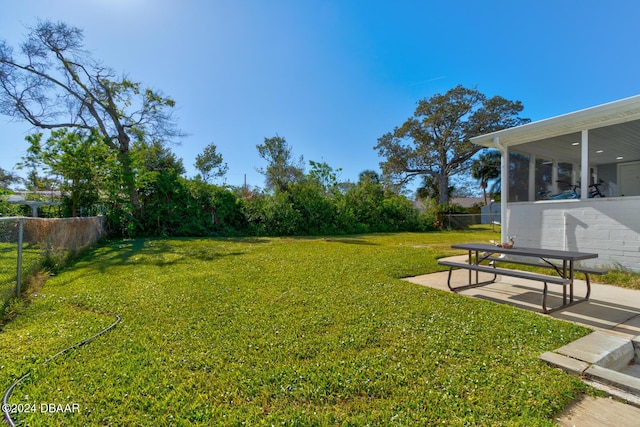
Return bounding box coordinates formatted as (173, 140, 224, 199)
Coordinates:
(438, 243, 605, 313)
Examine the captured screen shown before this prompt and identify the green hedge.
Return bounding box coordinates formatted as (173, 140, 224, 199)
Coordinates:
(104, 175, 435, 238)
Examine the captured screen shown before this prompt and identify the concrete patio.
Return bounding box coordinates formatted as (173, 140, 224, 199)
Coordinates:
(404, 257, 640, 426)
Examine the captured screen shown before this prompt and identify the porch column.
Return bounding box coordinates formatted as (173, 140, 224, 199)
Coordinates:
(528, 155, 536, 201)
(581, 130, 589, 200)
(552, 160, 559, 194)
(493, 136, 508, 244)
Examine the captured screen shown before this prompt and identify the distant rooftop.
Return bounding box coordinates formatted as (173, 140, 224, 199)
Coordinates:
(451, 197, 484, 208)
(2, 190, 61, 203)
(2, 191, 61, 217)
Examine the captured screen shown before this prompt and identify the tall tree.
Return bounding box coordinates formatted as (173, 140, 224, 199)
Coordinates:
(18, 133, 58, 192)
(134, 142, 188, 236)
(375, 85, 529, 204)
(134, 140, 185, 175)
(20, 129, 113, 216)
(256, 134, 304, 192)
(358, 170, 380, 184)
(416, 175, 454, 202)
(0, 167, 19, 190)
(307, 160, 341, 194)
(471, 149, 501, 205)
(195, 142, 228, 183)
(0, 20, 182, 210)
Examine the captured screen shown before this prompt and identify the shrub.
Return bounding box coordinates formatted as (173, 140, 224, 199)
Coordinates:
(380, 196, 420, 232)
(240, 191, 302, 236)
(288, 180, 340, 235)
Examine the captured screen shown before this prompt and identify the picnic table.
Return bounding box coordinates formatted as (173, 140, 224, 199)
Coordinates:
(438, 243, 603, 313)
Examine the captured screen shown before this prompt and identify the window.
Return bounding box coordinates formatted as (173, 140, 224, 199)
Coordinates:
(508, 152, 529, 202)
(535, 158, 553, 200)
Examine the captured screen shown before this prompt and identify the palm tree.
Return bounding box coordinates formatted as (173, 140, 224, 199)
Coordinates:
(471, 150, 501, 205)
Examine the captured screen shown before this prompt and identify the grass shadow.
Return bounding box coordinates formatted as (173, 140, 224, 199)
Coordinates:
(322, 237, 379, 246)
(51, 237, 246, 285)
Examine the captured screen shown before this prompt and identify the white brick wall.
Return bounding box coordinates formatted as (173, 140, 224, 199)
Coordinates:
(506, 197, 640, 272)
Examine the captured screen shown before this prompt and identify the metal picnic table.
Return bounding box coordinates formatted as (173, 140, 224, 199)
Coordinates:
(442, 243, 600, 313)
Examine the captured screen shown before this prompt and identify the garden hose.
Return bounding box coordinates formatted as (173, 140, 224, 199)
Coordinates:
(2, 313, 121, 426)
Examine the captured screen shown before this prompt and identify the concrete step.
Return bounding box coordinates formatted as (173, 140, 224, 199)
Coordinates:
(556, 330, 634, 371)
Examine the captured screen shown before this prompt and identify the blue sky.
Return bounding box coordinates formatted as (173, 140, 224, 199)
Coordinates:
(2, 0, 640, 191)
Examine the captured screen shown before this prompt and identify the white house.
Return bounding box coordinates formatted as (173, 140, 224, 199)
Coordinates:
(471, 95, 640, 272)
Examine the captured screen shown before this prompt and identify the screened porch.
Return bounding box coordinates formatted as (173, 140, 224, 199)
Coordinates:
(470, 95, 640, 272)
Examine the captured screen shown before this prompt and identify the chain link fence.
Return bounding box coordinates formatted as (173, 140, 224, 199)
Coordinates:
(0, 216, 105, 310)
(443, 213, 501, 230)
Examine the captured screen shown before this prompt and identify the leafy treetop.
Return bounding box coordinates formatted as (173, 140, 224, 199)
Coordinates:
(375, 85, 529, 204)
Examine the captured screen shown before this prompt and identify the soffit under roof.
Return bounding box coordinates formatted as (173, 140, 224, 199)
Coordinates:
(471, 94, 640, 149)
(509, 120, 640, 165)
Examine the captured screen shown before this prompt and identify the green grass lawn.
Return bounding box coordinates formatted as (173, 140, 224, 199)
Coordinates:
(0, 228, 594, 426)
(0, 242, 44, 311)
(0, 243, 17, 304)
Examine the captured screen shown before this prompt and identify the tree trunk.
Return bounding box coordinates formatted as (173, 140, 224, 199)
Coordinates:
(439, 173, 449, 205)
(118, 148, 140, 211)
(481, 182, 488, 206)
(114, 133, 140, 211)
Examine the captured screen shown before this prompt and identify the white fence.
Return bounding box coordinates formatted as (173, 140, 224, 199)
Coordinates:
(443, 213, 502, 229)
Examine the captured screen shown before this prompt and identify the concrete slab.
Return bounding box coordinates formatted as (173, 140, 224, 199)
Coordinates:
(556, 283, 640, 335)
(615, 314, 640, 337)
(404, 266, 640, 332)
(556, 395, 640, 427)
(404, 264, 640, 425)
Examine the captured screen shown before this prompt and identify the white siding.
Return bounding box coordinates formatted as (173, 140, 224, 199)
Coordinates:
(506, 197, 640, 272)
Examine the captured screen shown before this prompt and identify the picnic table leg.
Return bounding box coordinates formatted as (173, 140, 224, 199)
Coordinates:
(468, 250, 473, 287)
(542, 268, 591, 314)
(542, 282, 550, 313)
(446, 267, 456, 291)
(445, 265, 498, 293)
(539, 257, 591, 312)
(473, 250, 478, 285)
(542, 281, 571, 314)
(446, 268, 498, 291)
(562, 260, 568, 305)
(569, 261, 575, 303)
(584, 273, 591, 300)
(542, 281, 590, 313)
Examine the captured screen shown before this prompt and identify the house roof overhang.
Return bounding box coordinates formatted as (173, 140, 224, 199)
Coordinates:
(470, 94, 640, 149)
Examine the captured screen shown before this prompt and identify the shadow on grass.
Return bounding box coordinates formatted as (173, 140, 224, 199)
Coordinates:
(223, 237, 271, 244)
(322, 237, 379, 246)
(51, 238, 248, 285)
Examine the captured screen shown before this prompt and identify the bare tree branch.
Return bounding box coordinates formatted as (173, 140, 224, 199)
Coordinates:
(0, 20, 183, 208)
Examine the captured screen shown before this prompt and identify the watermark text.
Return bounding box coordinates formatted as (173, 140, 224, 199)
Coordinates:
(2, 402, 81, 414)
